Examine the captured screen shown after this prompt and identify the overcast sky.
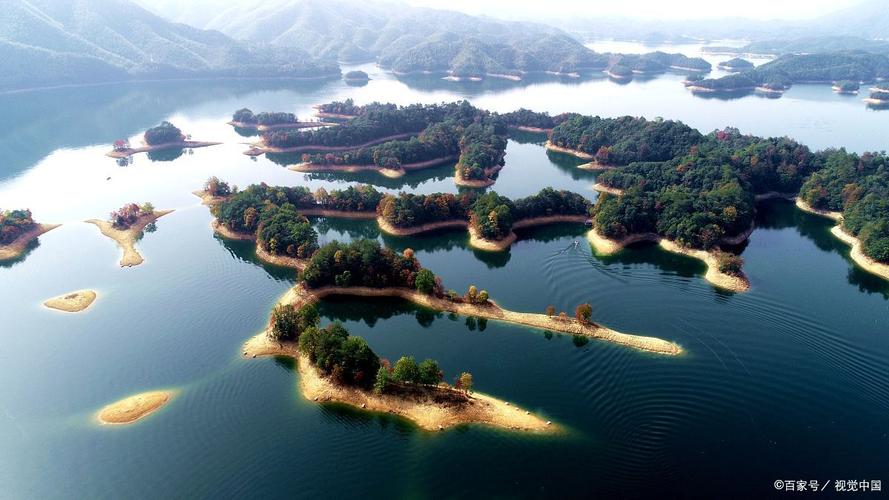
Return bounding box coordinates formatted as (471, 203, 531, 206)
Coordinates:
(405, 0, 861, 21)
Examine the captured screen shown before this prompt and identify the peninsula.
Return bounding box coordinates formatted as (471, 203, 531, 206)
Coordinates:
(107, 121, 220, 159)
(87, 203, 172, 267)
(241, 239, 680, 430)
(206, 181, 593, 254)
(229, 108, 336, 132)
(0, 209, 59, 261)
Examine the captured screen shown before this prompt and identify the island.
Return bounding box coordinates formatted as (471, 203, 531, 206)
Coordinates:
(584, 127, 825, 291)
(266, 101, 508, 187)
(718, 58, 754, 72)
(96, 390, 175, 425)
(240, 239, 679, 429)
(343, 70, 370, 83)
(43, 290, 97, 313)
(228, 108, 336, 131)
(0, 209, 59, 261)
(832, 80, 860, 94)
(690, 52, 889, 95)
(864, 90, 889, 106)
(87, 203, 173, 267)
(314, 99, 364, 120)
(107, 121, 221, 159)
(499, 108, 573, 133)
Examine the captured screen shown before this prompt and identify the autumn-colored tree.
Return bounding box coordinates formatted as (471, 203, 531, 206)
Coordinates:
(456, 372, 473, 394)
(575, 303, 592, 324)
(545, 305, 556, 317)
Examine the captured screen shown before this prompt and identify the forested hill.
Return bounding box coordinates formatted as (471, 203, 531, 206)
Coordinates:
(691, 51, 889, 92)
(138, 0, 706, 79)
(0, 0, 339, 92)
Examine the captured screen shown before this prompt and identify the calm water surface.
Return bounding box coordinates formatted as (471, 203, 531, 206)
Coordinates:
(1, 42, 887, 498)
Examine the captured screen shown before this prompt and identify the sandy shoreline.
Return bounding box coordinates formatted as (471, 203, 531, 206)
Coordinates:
(228, 120, 337, 131)
(291, 162, 405, 178)
(0, 223, 60, 261)
(243, 334, 555, 432)
(587, 229, 749, 292)
(593, 183, 625, 196)
(272, 285, 683, 355)
(211, 221, 308, 269)
(106, 140, 221, 158)
(468, 225, 517, 251)
(794, 199, 888, 280)
(87, 211, 173, 267)
(43, 290, 97, 313)
(454, 164, 503, 188)
(544, 141, 594, 160)
(830, 226, 889, 281)
(507, 125, 551, 133)
(795, 198, 843, 221)
(97, 390, 175, 425)
(377, 217, 469, 236)
(246, 132, 419, 156)
(192, 190, 229, 206)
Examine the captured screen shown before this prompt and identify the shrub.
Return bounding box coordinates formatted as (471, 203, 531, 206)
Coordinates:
(575, 303, 592, 324)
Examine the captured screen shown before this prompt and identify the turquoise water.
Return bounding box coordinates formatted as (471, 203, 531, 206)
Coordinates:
(1, 44, 888, 498)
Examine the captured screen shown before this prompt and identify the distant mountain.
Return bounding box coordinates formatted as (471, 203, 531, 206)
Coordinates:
(809, 0, 889, 40)
(139, 0, 711, 80)
(705, 36, 889, 57)
(0, 0, 338, 92)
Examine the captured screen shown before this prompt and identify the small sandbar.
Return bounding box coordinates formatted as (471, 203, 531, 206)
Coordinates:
(577, 161, 614, 171)
(0, 223, 60, 261)
(192, 190, 228, 206)
(87, 210, 173, 267)
(243, 334, 554, 433)
(587, 229, 749, 292)
(96, 390, 175, 425)
(106, 141, 221, 159)
(544, 141, 593, 160)
(43, 290, 97, 313)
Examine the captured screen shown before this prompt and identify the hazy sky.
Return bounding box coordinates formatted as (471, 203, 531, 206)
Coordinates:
(405, 0, 860, 21)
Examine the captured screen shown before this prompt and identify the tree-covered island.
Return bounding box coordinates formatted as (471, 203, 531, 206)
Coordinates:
(242, 239, 681, 429)
(107, 121, 221, 159)
(0, 209, 60, 261)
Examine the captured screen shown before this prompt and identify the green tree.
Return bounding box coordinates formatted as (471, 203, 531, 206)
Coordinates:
(391, 356, 420, 383)
(417, 359, 443, 385)
(415, 269, 436, 295)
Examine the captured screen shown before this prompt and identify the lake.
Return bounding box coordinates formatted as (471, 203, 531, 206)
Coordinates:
(1, 42, 887, 498)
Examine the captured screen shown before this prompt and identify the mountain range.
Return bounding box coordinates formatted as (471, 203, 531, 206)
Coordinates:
(0, 0, 338, 92)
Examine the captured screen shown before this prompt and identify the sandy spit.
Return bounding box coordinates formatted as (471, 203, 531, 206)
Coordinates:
(544, 141, 594, 160)
(243, 335, 556, 433)
(87, 211, 173, 267)
(0, 223, 60, 261)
